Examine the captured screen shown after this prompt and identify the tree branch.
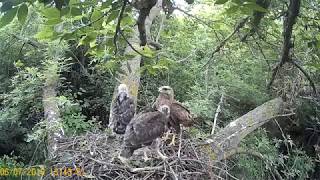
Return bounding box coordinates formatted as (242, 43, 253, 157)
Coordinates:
(211, 93, 224, 135)
(291, 59, 317, 94)
(201, 98, 285, 161)
(114, 0, 128, 55)
(203, 17, 249, 68)
(119, 30, 148, 58)
(268, 0, 301, 89)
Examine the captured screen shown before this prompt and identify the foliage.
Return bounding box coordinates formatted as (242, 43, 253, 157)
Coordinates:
(58, 96, 98, 135)
(0, 0, 319, 178)
(0, 65, 43, 157)
(231, 129, 315, 180)
(0, 155, 24, 168)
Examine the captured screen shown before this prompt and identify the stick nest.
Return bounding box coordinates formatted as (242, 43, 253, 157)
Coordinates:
(47, 130, 224, 180)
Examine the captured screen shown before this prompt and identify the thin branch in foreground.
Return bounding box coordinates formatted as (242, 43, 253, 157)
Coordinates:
(119, 30, 148, 58)
(211, 93, 224, 135)
(114, 0, 128, 55)
(173, 6, 222, 41)
(267, 0, 301, 89)
(202, 17, 249, 68)
(10, 33, 42, 48)
(291, 59, 317, 94)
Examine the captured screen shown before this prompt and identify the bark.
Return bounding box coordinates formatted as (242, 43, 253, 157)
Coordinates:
(203, 98, 285, 161)
(268, 0, 301, 89)
(109, 0, 163, 128)
(43, 60, 63, 160)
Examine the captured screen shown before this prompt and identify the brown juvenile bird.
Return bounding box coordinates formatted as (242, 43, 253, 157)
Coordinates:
(154, 86, 193, 145)
(119, 105, 170, 163)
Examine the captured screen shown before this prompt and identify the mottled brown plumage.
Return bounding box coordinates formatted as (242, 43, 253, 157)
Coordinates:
(154, 86, 193, 133)
(119, 105, 170, 160)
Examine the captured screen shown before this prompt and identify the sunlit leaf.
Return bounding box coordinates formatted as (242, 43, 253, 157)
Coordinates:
(140, 46, 155, 58)
(17, 4, 28, 25)
(45, 18, 62, 25)
(105, 10, 119, 24)
(91, 10, 103, 29)
(35, 26, 55, 40)
(42, 8, 60, 19)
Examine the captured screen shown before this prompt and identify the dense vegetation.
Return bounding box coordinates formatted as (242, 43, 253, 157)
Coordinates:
(0, 0, 319, 179)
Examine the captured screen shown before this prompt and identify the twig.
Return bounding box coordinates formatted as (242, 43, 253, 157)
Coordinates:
(130, 160, 177, 172)
(119, 30, 148, 58)
(177, 128, 183, 159)
(211, 93, 224, 135)
(10, 33, 42, 48)
(203, 17, 249, 68)
(291, 59, 317, 94)
(255, 40, 271, 70)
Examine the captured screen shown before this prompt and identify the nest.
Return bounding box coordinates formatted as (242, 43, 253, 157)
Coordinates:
(45, 130, 231, 180)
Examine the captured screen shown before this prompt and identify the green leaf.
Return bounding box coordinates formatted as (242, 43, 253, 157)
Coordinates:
(17, 4, 28, 25)
(35, 26, 55, 40)
(71, 7, 82, 16)
(224, 5, 239, 15)
(105, 10, 119, 24)
(243, 2, 268, 12)
(69, 0, 79, 5)
(0, 7, 18, 28)
(215, 0, 229, 5)
(44, 18, 62, 25)
(60, 7, 70, 17)
(121, 16, 135, 26)
(42, 7, 60, 19)
(78, 33, 97, 47)
(91, 10, 103, 29)
(140, 46, 155, 58)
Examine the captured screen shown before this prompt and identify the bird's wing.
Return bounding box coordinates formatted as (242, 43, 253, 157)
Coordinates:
(172, 101, 191, 113)
(171, 101, 193, 127)
(130, 112, 167, 144)
(120, 97, 135, 125)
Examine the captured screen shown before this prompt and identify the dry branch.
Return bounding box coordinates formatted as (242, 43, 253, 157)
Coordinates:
(203, 97, 285, 161)
(49, 132, 229, 180)
(211, 93, 224, 135)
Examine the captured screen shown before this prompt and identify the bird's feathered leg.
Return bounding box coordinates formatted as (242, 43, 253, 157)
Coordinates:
(155, 138, 167, 160)
(118, 153, 130, 165)
(143, 147, 151, 162)
(168, 124, 182, 146)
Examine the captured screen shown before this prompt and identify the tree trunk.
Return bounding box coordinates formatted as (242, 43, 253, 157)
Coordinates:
(108, 0, 163, 128)
(203, 98, 285, 161)
(43, 60, 63, 160)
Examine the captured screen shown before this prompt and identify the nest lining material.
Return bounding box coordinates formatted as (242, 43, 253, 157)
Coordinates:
(47, 130, 230, 180)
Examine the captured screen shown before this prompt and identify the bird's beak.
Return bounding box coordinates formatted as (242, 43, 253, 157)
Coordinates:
(158, 87, 162, 92)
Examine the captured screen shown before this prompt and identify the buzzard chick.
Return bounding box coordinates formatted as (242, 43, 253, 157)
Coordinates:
(154, 86, 193, 145)
(119, 105, 170, 162)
